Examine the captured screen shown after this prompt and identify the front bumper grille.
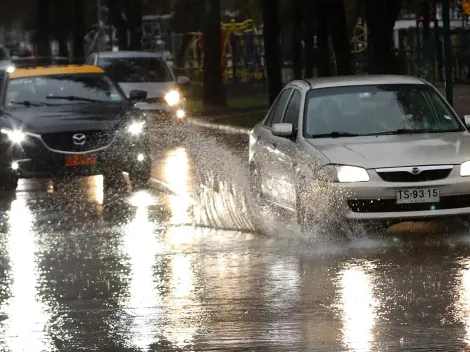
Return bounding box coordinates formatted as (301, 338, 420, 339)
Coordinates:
(144, 97, 166, 104)
(41, 131, 114, 152)
(377, 169, 452, 182)
(348, 195, 470, 213)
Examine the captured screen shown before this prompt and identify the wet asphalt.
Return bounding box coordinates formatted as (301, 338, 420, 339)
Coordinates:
(2, 122, 470, 351)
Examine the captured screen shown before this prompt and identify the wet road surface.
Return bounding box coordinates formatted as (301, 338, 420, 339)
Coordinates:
(2, 124, 470, 351)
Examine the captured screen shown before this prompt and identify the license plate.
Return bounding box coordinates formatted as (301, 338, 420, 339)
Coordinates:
(64, 154, 97, 167)
(396, 188, 440, 204)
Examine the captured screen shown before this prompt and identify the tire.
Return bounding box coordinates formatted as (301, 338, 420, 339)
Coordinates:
(248, 164, 266, 233)
(0, 173, 18, 192)
(249, 165, 263, 205)
(103, 171, 124, 191)
(130, 165, 151, 189)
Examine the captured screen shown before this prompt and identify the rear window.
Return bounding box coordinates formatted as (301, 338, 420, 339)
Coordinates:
(0, 47, 9, 61)
(98, 57, 173, 83)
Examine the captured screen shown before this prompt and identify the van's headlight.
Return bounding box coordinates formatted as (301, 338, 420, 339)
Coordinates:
(1, 128, 26, 144)
(461, 161, 470, 176)
(164, 90, 180, 106)
(337, 165, 370, 183)
(127, 121, 145, 135)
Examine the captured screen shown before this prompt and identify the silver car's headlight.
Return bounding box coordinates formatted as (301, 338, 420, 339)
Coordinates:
(1, 128, 26, 144)
(337, 165, 370, 182)
(127, 121, 145, 135)
(318, 165, 370, 183)
(164, 90, 180, 106)
(461, 161, 470, 176)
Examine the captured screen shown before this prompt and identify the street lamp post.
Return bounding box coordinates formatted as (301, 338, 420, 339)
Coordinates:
(442, 0, 453, 106)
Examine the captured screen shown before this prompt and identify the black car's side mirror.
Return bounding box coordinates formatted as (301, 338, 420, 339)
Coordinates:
(129, 90, 147, 101)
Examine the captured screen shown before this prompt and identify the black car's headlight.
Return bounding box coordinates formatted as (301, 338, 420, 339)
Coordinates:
(127, 121, 146, 136)
(1, 128, 27, 144)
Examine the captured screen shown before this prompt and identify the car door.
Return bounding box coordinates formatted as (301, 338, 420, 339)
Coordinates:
(256, 88, 293, 203)
(268, 89, 302, 210)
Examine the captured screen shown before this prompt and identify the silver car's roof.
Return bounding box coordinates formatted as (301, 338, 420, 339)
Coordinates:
(97, 51, 163, 59)
(303, 75, 425, 89)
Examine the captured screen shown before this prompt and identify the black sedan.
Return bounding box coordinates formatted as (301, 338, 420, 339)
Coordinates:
(0, 65, 151, 191)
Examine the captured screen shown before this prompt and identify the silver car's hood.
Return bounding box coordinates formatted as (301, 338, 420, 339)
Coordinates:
(118, 82, 177, 98)
(307, 132, 470, 168)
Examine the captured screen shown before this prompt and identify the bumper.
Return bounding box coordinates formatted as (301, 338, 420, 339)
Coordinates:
(0, 133, 151, 179)
(133, 102, 186, 121)
(326, 167, 470, 221)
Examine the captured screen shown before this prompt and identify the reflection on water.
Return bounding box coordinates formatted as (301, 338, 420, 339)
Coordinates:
(163, 147, 193, 227)
(161, 147, 202, 348)
(338, 261, 377, 351)
(456, 259, 470, 345)
(123, 190, 163, 350)
(1, 196, 54, 351)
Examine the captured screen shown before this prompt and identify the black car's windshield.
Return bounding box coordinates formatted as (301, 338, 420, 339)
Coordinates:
(98, 57, 173, 83)
(6, 73, 124, 108)
(303, 84, 464, 138)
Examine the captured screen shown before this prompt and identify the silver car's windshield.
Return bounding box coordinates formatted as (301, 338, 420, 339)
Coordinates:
(303, 84, 464, 138)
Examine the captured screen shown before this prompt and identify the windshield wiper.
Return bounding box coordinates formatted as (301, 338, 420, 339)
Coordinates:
(365, 128, 461, 136)
(311, 131, 360, 138)
(9, 100, 52, 107)
(46, 95, 106, 103)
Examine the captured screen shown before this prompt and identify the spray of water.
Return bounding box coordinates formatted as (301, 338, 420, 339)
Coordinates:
(147, 122, 382, 246)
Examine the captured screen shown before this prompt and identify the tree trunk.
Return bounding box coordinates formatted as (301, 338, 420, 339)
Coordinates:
(422, 0, 431, 43)
(124, 0, 143, 50)
(303, 0, 315, 78)
(262, 0, 283, 104)
(53, 0, 69, 58)
(292, 0, 303, 79)
(176, 34, 193, 68)
(202, 0, 227, 107)
(73, 0, 86, 60)
(36, 0, 52, 57)
(329, 0, 352, 75)
(365, 0, 403, 74)
(315, 2, 330, 77)
(109, 0, 128, 50)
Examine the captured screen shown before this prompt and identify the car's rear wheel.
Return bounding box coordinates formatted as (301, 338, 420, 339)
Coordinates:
(249, 165, 264, 206)
(0, 173, 18, 192)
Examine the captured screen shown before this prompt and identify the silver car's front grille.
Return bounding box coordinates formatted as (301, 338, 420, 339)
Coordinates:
(375, 165, 454, 182)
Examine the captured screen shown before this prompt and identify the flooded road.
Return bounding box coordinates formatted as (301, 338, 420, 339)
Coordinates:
(2, 125, 470, 351)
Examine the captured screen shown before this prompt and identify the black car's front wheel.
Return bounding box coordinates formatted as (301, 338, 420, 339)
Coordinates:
(130, 162, 152, 189)
(0, 173, 19, 192)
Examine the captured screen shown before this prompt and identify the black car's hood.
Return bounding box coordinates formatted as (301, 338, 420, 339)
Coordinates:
(4, 103, 133, 134)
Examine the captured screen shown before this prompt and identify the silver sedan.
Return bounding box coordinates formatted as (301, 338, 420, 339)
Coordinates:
(249, 75, 470, 231)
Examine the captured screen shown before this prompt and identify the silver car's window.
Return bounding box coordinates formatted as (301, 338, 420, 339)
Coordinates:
(98, 57, 173, 83)
(303, 84, 463, 137)
(283, 89, 301, 130)
(266, 89, 292, 127)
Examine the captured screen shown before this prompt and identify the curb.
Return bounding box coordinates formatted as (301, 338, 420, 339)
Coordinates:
(185, 118, 251, 135)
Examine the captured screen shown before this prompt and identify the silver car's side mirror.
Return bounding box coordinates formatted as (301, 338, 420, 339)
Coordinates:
(464, 115, 470, 128)
(271, 123, 294, 137)
(177, 76, 190, 85)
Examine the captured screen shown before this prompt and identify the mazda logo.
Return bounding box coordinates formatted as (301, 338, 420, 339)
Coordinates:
(411, 167, 421, 175)
(72, 133, 86, 146)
